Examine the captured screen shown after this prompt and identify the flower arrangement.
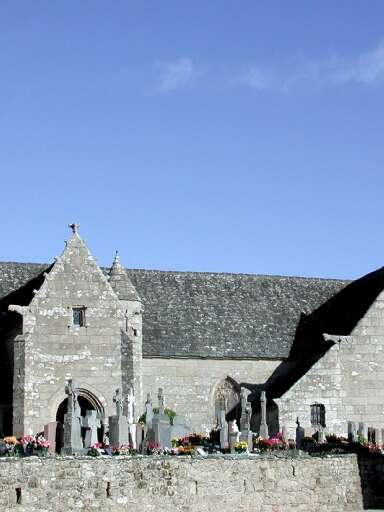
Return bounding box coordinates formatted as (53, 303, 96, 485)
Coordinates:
(112, 444, 138, 456)
(146, 441, 163, 455)
(234, 441, 248, 453)
(2, 436, 22, 457)
(254, 433, 287, 452)
(173, 445, 195, 456)
(4, 436, 17, 445)
(172, 433, 209, 448)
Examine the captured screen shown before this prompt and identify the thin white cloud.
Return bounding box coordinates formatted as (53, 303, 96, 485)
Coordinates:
(231, 66, 269, 91)
(156, 57, 198, 92)
(153, 42, 384, 95)
(233, 41, 384, 92)
(329, 42, 384, 84)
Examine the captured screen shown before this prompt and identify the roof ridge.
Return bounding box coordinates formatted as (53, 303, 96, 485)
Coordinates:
(0, 261, 351, 282)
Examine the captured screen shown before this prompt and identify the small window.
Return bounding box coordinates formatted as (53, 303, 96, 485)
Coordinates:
(133, 328, 138, 337)
(73, 307, 86, 327)
(310, 403, 326, 428)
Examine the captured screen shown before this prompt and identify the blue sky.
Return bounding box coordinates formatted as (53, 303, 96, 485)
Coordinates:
(1, 1, 384, 279)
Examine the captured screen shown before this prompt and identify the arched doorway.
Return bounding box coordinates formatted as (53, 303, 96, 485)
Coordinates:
(55, 391, 105, 453)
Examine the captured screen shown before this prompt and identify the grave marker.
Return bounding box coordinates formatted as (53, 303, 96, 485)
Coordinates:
(82, 410, 101, 448)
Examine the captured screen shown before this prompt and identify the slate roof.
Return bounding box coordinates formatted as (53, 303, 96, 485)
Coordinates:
(0, 261, 349, 359)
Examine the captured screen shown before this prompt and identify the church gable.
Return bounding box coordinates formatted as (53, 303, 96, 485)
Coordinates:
(28, 227, 123, 333)
(9, 226, 131, 436)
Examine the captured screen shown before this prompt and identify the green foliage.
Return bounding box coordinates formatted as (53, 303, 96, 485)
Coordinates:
(138, 408, 176, 425)
(87, 447, 100, 457)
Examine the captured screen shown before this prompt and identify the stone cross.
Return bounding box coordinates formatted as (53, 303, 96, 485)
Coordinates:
(158, 388, 165, 415)
(65, 379, 77, 411)
(127, 388, 135, 424)
(145, 393, 153, 429)
(219, 409, 229, 450)
(69, 223, 80, 234)
(259, 391, 269, 438)
(62, 379, 83, 454)
(82, 410, 101, 448)
(295, 418, 305, 449)
(113, 388, 124, 417)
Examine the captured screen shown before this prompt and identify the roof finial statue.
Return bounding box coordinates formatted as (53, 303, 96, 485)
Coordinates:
(69, 223, 80, 234)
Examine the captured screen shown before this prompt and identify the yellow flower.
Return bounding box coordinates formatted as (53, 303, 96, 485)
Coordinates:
(4, 436, 18, 445)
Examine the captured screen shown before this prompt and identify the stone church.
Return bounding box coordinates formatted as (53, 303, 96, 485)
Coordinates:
(0, 225, 383, 440)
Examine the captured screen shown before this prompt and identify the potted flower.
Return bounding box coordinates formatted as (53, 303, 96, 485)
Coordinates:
(35, 435, 50, 456)
(3, 436, 20, 457)
(21, 435, 35, 456)
(234, 441, 248, 453)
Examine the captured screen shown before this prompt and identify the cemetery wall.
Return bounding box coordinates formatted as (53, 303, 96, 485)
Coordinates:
(277, 289, 384, 438)
(142, 358, 281, 431)
(0, 454, 363, 512)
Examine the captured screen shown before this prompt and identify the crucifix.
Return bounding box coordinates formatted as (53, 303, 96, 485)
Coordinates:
(158, 388, 165, 415)
(65, 378, 79, 416)
(113, 388, 124, 417)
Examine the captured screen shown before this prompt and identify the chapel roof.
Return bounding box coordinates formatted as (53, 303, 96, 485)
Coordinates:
(0, 261, 349, 359)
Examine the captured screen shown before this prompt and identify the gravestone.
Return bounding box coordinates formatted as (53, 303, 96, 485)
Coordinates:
(136, 423, 145, 451)
(295, 418, 305, 449)
(152, 388, 171, 448)
(127, 388, 136, 448)
(127, 387, 135, 424)
(317, 427, 325, 443)
(228, 420, 240, 453)
(142, 394, 155, 453)
(368, 427, 375, 443)
(109, 388, 129, 448)
(171, 415, 190, 438)
(44, 421, 59, 454)
(239, 388, 250, 432)
(348, 421, 357, 442)
(358, 422, 367, 441)
(82, 410, 101, 448)
(239, 390, 252, 450)
(62, 379, 83, 454)
(218, 409, 229, 451)
(259, 391, 269, 438)
(145, 393, 153, 429)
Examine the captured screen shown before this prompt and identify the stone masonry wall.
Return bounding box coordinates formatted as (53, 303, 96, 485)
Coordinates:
(277, 288, 384, 438)
(0, 455, 363, 512)
(142, 358, 282, 431)
(10, 233, 139, 436)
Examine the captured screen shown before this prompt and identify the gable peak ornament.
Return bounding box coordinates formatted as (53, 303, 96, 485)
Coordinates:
(69, 223, 80, 234)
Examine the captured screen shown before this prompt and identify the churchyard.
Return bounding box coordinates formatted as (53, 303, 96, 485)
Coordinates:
(0, 379, 384, 511)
